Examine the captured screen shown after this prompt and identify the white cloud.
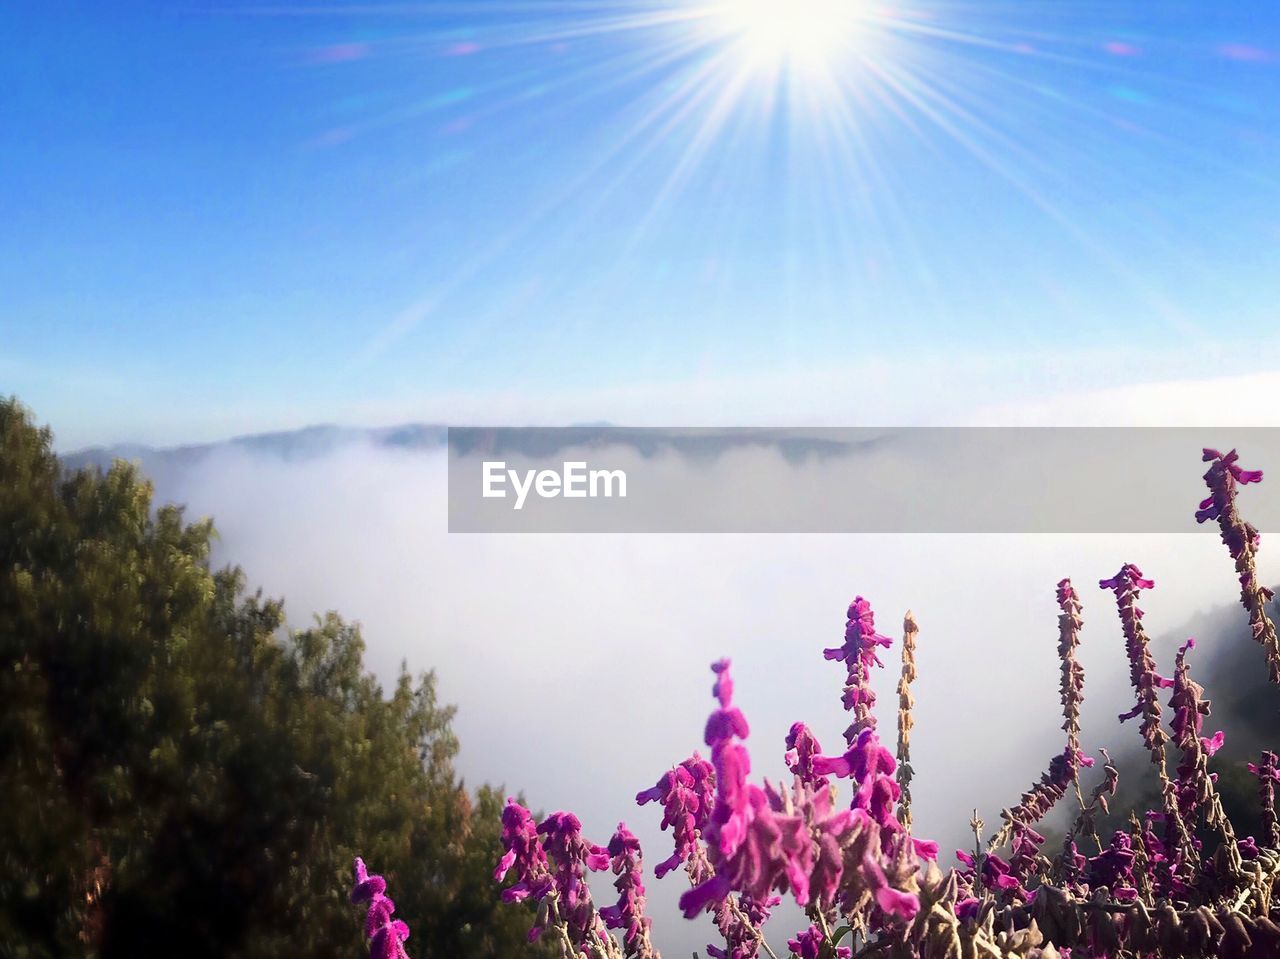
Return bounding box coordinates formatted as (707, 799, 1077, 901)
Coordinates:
(974, 368, 1280, 426)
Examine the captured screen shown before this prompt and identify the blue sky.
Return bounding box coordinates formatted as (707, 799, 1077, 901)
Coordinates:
(4, 1, 1280, 447)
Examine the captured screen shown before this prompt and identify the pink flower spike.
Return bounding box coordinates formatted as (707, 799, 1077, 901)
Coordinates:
(351, 858, 411, 959)
(352, 857, 388, 903)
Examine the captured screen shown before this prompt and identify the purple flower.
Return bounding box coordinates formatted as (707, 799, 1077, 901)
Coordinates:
(1249, 750, 1280, 848)
(1248, 753, 1280, 781)
(1057, 579, 1087, 783)
(812, 727, 906, 851)
(1201, 730, 1225, 756)
(1199, 448, 1280, 685)
(955, 897, 980, 922)
(1000, 747, 1091, 887)
(912, 838, 939, 861)
(1101, 568, 1207, 893)
(637, 755, 716, 881)
(1166, 636, 1243, 872)
(764, 776, 858, 908)
(784, 722, 826, 788)
(657, 619, 932, 942)
(496, 800, 612, 948)
(678, 876, 733, 919)
(704, 660, 755, 860)
(787, 924, 850, 959)
(956, 848, 1020, 895)
(1100, 565, 1173, 746)
(1098, 564, 1154, 593)
(707, 893, 780, 959)
(1199, 449, 1264, 522)
(1197, 448, 1265, 546)
(1059, 836, 1087, 889)
(352, 856, 388, 903)
(600, 823, 659, 959)
(824, 597, 892, 744)
(678, 662, 825, 917)
(533, 811, 612, 948)
(538, 811, 611, 909)
(812, 728, 896, 785)
(1169, 640, 1210, 742)
(862, 854, 919, 921)
(683, 777, 810, 915)
(351, 858, 411, 959)
(1086, 831, 1136, 895)
(495, 799, 552, 903)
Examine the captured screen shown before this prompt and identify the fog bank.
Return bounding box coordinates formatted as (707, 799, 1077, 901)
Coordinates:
(131, 440, 1265, 955)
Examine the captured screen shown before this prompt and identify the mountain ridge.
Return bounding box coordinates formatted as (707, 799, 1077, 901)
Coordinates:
(62, 423, 451, 473)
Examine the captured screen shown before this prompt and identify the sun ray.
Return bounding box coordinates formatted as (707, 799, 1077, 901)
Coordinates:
(257, 0, 1280, 362)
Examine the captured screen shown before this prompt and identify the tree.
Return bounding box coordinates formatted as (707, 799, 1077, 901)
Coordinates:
(0, 398, 546, 959)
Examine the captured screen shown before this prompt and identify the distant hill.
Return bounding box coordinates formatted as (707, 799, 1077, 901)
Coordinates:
(63, 423, 450, 473)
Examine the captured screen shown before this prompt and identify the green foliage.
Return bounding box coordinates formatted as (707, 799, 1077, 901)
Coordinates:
(0, 398, 546, 959)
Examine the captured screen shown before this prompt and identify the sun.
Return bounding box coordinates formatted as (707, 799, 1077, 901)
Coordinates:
(709, 0, 870, 72)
